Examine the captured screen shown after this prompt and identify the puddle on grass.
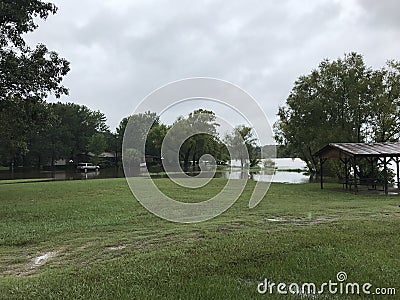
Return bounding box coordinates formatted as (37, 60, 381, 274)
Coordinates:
(2, 250, 61, 277)
(106, 245, 129, 251)
(307, 216, 336, 225)
(32, 251, 58, 266)
(262, 216, 337, 226)
(266, 218, 286, 222)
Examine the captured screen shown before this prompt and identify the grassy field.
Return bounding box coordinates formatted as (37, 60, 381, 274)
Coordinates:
(0, 178, 399, 299)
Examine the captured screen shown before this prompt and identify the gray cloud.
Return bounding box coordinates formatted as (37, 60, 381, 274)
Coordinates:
(358, 0, 400, 29)
(25, 0, 400, 134)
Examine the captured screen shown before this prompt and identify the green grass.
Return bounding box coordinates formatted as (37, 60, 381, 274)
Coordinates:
(0, 178, 399, 299)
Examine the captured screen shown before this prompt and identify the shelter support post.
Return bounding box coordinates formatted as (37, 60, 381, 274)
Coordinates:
(353, 157, 358, 193)
(319, 157, 326, 189)
(383, 157, 388, 195)
(340, 157, 349, 189)
(345, 158, 349, 189)
(396, 157, 400, 191)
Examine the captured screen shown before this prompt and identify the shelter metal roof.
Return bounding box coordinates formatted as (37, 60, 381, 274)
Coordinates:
(315, 142, 400, 158)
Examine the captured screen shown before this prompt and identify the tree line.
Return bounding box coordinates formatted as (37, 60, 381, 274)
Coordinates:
(0, 102, 261, 169)
(120, 109, 261, 170)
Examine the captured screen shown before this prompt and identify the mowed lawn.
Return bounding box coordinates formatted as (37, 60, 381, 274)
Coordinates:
(0, 178, 399, 299)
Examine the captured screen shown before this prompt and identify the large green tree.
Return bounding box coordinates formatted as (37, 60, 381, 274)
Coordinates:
(0, 0, 69, 168)
(275, 52, 400, 173)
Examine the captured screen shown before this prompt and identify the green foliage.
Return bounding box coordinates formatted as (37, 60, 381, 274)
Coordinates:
(0, 0, 58, 47)
(172, 109, 225, 166)
(118, 109, 228, 168)
(0, 1, 70, 167)
(117, 111, 159, 154)
(0, 44, 69, 100)
(88, 133, 107, 165)
(0, 97, 49, 164)
(145, 123, 168, 158)
(123, 148, 141, 163)
(0, 0, 70, 101)
(22, 102, 109, 167)
(88, 133, 107, 156)
(263, 158, 276, 169)
(260, 144, 276, 158)
(275, 52, 400, 173)
(226, 125, 260, 167)
(369, 60, 400, 142)
(123, 148, 141, 173)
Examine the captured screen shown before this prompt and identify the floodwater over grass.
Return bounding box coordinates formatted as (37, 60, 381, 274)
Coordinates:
(0, 158, 311, 184)
(0, 178, 399, 299)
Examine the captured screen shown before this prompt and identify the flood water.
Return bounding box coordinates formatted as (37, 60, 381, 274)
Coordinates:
(0, 158, 311, 184)
(226, 158, 310, 184)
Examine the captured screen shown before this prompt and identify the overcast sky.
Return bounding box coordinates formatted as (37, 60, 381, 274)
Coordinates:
(25, 0, 400, 133)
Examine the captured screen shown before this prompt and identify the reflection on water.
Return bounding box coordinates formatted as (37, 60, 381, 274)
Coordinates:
(0, 168, 124, 181)
(255, 170, 311, 184)
(226, 158, 311, 183)
(271, 158, 307, 170)
(0, 158, 312, 184)
(214, 169, 311, 184)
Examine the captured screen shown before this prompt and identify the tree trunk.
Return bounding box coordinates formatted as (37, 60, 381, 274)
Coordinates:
(192, 152, 196, 166)
(183, 147, 191, 167)
(51, 150, 55, 168)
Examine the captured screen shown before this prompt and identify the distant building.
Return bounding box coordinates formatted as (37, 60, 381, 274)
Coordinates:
(46, 152, 117, 168)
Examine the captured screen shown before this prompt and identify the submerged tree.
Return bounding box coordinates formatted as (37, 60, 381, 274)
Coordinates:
(163, 109, 223, 167)
(225, 125, 259, 168)
(117, 111, 160, 164)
